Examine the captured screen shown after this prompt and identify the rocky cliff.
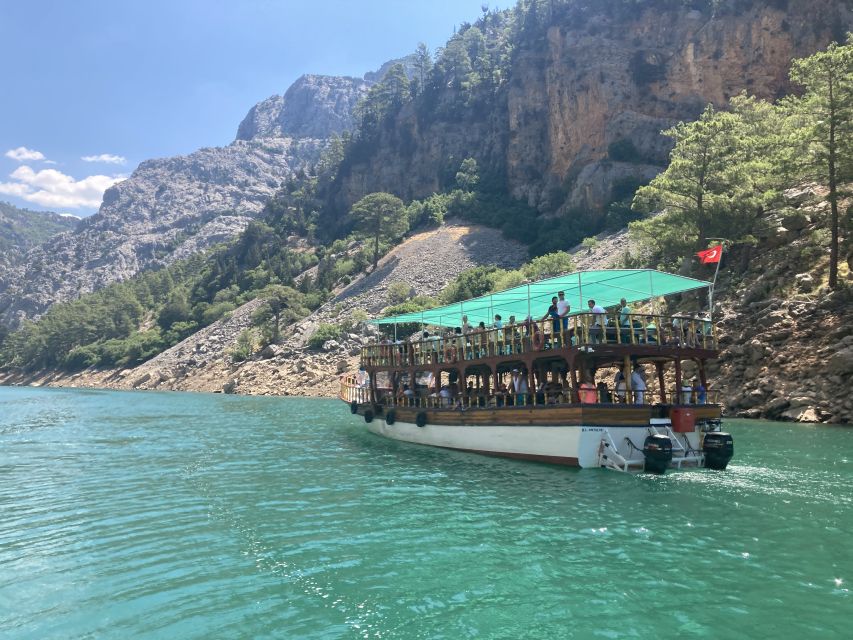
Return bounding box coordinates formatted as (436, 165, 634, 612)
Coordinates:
(0, 75, 370, 327)
(324, 0, 853, 219)
(236, 74, 369, 140)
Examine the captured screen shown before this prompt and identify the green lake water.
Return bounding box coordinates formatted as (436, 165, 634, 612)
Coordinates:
(1, 387, 850, 639)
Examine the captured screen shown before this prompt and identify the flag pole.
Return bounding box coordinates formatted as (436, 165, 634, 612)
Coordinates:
(704, 239, 727, 322)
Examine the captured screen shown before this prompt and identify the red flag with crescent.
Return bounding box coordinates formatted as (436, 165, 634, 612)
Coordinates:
(697, 245, 722, 264)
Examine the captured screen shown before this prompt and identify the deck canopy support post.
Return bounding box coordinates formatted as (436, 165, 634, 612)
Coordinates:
(674, 358, 683, 404)
(569, 353, 580, 403)
(656, 361, 667, 404)
(623, 355, 632, 403)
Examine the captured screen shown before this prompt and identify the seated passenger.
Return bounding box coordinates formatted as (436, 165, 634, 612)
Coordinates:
(680, 381, 693, 404)
(596, 381, 612, 403)
(579, 376, 598, 404)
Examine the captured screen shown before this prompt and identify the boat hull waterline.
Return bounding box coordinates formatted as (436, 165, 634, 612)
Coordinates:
(362, 413, 707, 470)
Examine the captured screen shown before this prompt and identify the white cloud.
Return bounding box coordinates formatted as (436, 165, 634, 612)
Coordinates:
(0, 181, 32, 197)
(3, 165, 125, 209)
(5, 146, 47, 162)
(81, 153, 127, 165)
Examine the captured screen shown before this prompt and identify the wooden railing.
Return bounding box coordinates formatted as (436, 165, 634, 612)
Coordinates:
(361, 313, 718, 367)
(342, 372, 719, 409)
(339, 375, 371, 404)
(371, 386, 720, 409)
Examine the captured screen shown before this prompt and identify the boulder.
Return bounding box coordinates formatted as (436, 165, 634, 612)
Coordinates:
(827, 347, 853, 375)
(746, 339, 768, 364)
(336, 359, 349, 374)
(781, 406, 820, 423)
(260, 344, 279, 359)
(223, 379, 238, 394)
(737, 408, 763, 419)
(322, 340, 340, 351)
(763, 397, 790, 419)
(781, 213, 809, 231)
(795, 272, 814, 292)
(132, 372, 151, 387)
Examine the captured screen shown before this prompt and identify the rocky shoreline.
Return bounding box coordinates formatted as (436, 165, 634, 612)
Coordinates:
(3, 217, 849, 424)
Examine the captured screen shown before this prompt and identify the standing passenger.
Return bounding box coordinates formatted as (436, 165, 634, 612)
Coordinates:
(556, 291, 571, 345)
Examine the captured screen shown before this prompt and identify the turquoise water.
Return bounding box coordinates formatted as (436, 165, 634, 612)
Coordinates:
(0, 387, 850, 639)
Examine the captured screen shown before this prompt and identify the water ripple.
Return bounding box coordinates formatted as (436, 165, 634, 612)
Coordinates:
(0, 387, 851, 639)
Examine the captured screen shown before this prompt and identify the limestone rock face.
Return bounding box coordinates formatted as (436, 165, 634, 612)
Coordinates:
(235, 74, 369, 141)
(328, 1, 853, 216)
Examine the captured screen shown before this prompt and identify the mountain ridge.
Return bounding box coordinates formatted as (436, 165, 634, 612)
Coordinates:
(0, 75, 371, 327)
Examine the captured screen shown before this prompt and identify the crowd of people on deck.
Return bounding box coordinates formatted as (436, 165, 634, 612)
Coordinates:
(350, 360, 710, 410)
(366, 296, 714, 369)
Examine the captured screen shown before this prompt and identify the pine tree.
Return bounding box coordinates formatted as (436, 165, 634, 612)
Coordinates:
(785, 38, 853, 289)
(350, 193, 408, 270)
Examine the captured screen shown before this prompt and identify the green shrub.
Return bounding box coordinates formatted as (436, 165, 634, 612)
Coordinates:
(383, 295, 438, 316)
(308, 323, 343, 349)
(229, 330, 256, 362)
(387, 281, 413, 305)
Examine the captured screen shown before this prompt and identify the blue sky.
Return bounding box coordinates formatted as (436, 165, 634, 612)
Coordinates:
(0, 0, 504, 215)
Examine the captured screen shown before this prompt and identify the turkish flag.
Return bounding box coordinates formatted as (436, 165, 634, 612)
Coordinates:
(697, 245, 722, 264)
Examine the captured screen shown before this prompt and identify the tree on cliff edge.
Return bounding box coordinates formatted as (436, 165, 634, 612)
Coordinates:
(350, 193, 408, 271)
(785, 38, 853, 290)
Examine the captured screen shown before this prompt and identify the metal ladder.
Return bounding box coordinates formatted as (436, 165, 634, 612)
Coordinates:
(596, 430, 645, 472)
(648, 424, 704, 469)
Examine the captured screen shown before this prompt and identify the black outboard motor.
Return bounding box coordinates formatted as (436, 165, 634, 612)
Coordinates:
(643, 434, 673, 474)
(703, 432, 734, 470)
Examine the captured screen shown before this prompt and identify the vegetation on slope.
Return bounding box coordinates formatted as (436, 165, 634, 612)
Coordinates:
(628, 37, 852, 291)
(0, 12, 849, 374)
(0, 202, 77, 256)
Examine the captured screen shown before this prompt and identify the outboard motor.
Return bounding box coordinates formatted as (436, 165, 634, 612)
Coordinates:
(703, 432, 734, 470)
(643, 434, 673, 474)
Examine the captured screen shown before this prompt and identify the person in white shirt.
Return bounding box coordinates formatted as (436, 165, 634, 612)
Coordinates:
(631, 366, 647, 404)
(511, 368, 529, 406)
(556, 291, 571, 344)
(587, 299, 606, 343)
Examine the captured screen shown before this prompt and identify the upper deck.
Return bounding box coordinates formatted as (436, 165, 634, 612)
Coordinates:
(360, 311, 717, 372)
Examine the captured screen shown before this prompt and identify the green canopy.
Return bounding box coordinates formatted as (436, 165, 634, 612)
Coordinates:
(371, 269, 710, 327)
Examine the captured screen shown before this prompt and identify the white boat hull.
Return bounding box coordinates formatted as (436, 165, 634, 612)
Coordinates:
(365, 418, 704, 470)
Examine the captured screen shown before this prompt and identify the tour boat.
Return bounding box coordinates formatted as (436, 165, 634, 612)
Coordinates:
(340, 269, 733, 473)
